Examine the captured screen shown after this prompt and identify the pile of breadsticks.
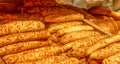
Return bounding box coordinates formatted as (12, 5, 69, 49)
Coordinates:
(0, 0, 120, 64)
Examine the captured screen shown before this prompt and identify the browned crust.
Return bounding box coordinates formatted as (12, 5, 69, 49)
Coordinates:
(0, 21, 45, 36)
(88, 6, 120, 20)
(16, 56, 68, 64)
(3, 42, 74, 64)
(0, 30, 50, 47)
(0, 40, 52, 56)
(18, 0, 60, 12)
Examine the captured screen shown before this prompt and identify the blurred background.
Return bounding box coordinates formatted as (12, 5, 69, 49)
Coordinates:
(56, 0, 120, 11)
(0, 0, 120, 12)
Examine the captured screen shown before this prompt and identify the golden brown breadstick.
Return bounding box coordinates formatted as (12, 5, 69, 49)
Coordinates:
(3, 42, 74, 64)
(49, 21, 83, 27)
(16, 56, 68, 64)
(0, 21, 44, 36)
(48, 21, 83, 33)
(102, 52, 120, 64)
(72, 35, 108, 50)
(57, 58, 80, 64)
(86, 34, 120, 55)
(90, 42, 120, 59)
(57, 25, 94, 35)
(0, 40, 52, 56)
(65, 6, 98, 23)
(0, 30, 50, 47)
(60, 31, 100, 44)
(67, 35, 108, 59)
(44, 14, 84, 22)
(49, 26, 94, 43)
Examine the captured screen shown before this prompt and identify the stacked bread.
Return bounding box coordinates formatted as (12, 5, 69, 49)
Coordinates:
(0, 0, 120, 64)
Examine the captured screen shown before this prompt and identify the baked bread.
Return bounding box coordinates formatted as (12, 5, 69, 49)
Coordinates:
(88, 6, 120, 20)
(18, 0, 59, 12)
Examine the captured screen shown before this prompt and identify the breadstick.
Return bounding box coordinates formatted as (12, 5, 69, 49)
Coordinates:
(86, 34, 120, 55)
(60, 31, 100, 44)
(57, 25, 94, 35)
(44, 14, 84, 22)
(16, 56, 68, 64)
(65, 6, 98, 23)
(0, 21, 44, 36)
(67, 35, 108, 59)
(90, 42, 120, 59)
(49, 21, 83, 27)
(0, 40, 52, 56)
(72, 35, 108, 50)
(102, 52, 120, 64)
(3, 42, 74, 64)
(48, 21, 83, 33)
(0, 30, 50, 47)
